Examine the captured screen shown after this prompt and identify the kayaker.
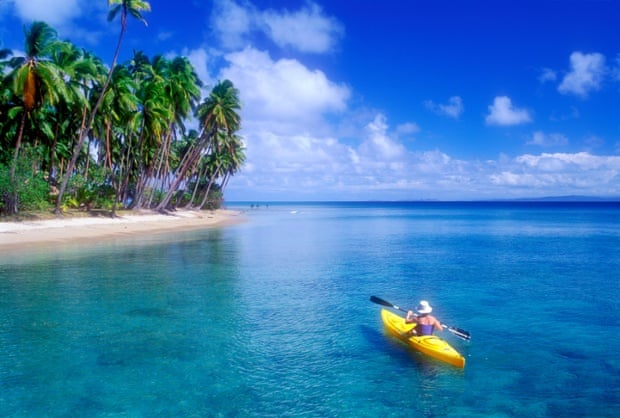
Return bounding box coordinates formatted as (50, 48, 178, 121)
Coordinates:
(405, 300, 443, 336)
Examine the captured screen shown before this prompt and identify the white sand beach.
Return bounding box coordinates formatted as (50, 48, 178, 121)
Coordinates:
(0, 209, 243, 250)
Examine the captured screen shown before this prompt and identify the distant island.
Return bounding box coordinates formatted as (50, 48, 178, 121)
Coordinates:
(508, 195, 620, 202)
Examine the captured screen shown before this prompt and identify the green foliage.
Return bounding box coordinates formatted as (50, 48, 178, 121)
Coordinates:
(63, 166, 116, 210)
(17, 172, 49, 211)
(204, 189, 223, 210)
(1, 15, 243, 215)
(0, 155, 51, 214)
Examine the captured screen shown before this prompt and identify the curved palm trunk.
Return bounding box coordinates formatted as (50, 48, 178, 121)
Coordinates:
(155, 129, 213, 211)
(10, 111, 27, 182)
(154, 147, 195, 210)
(104, 121, 121, 217)
(146, 129, 172, 208)
(198, 162, 221, 209)
(6, 111, 28, 215)
(55, 12, 127, 215)
(128, 126, 148, 209)
(185, 164, 206, 209)
(49, 123, 60, 188)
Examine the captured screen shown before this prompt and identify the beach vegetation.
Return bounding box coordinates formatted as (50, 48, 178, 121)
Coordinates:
(0, 2, 244, 217)
(0, 152, 49, 214)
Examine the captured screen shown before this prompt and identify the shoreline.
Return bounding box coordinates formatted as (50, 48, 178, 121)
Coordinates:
(0, 209, 244, 251)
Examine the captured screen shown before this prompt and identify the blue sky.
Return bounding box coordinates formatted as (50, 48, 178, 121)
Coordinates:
(1, 0, 619, 201)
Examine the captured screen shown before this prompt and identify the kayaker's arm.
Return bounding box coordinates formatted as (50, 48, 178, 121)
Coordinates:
(405, 310, 417, 323)
(429, 315, 444, 332)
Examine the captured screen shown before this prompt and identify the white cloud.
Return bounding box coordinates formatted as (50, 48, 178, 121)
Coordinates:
(260, 2, 343, 53)
(516, 152, 615, 171)
(226, 116, 466, 201)
(211, 0, 343, 54)
(211, 0, 254, 50)
(359, 114, 406, 160)
(226, 102, 620, 200)
(490, 152, 620, 195)
(485, 96, 532, 126)
(219, 47, 349, 124)
(527, 131, 568, 147)
(202, 4, 618, 201)
(13, 0, 80, 26)
(558, 51, 606, 98)
(4, 0, 110, 47)
(425, 96, 464, 119)
(185, 47, 213, 90)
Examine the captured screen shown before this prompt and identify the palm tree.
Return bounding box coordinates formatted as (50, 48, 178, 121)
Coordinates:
(55, 0, 151, 214)
(145, 55, 201, 209)
(155, 80, 241, 211)
(196, 132, 245, 209)
(198, 79, 241, 136)
(218, 134, 245, 192)
(47, 42, 100, 186)
(0, 47, 16, 159)
(93, 63, 138, 214)
(6, 21, 65, 215)
(130, 56, 172, 209)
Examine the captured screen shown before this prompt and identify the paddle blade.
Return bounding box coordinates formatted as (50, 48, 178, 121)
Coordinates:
(369, 295, 393, 307)
(369, 296, 406, 312)
(444, 325, 471, 341)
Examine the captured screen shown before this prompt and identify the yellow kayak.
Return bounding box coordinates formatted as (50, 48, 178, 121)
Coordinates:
(381, 308, 465, 368)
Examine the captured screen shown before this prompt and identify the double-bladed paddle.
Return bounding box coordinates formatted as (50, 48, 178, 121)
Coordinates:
(370, 295, 471, 341)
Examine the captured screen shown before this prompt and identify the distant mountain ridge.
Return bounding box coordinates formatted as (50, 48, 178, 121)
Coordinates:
(509, 195, 620, 202)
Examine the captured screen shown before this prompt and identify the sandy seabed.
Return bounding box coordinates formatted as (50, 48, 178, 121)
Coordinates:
(0, 209, 243, 251)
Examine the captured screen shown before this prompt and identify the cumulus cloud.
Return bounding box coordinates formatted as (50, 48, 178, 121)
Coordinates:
(359, 114, 406, 160)
(425, 96, 464, 119)
(227, 114, 466, 200)
(211, 0, 343, 54)
(527, 131, 568, 148)
(202, 3, 618, 201)
(220, 47, 349, 124)
(5, 0, 108, 46)
(558, 51, 606, 98)
(490, 152, 620, 195)
(13, 0, 80, 26)
(185, 47, 213, 89)
(516, 152, 616, 170)
(226, 105, 620, 200)
(211, 0, 254, 50)
(260, 2, 344, 53)
(485, 96, 532, 126)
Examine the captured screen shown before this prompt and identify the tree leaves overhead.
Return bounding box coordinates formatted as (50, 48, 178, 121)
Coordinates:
(23, 21, 57, 59)
(107, 0, 151, 27)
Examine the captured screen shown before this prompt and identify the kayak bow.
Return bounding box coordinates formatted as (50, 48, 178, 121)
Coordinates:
(381, 308, 466, 368)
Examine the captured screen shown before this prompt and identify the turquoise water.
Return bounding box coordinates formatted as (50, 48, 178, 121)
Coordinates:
(1, 202, 619, 417)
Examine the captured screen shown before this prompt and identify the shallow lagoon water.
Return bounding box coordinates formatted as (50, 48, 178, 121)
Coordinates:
(1, 202, 619, 417)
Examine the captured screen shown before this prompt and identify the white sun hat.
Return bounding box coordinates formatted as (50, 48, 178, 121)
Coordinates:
(416, 300, 433, 314)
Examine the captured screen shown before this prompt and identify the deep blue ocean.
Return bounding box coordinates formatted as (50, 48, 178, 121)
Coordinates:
(1, 201, 619, 417)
